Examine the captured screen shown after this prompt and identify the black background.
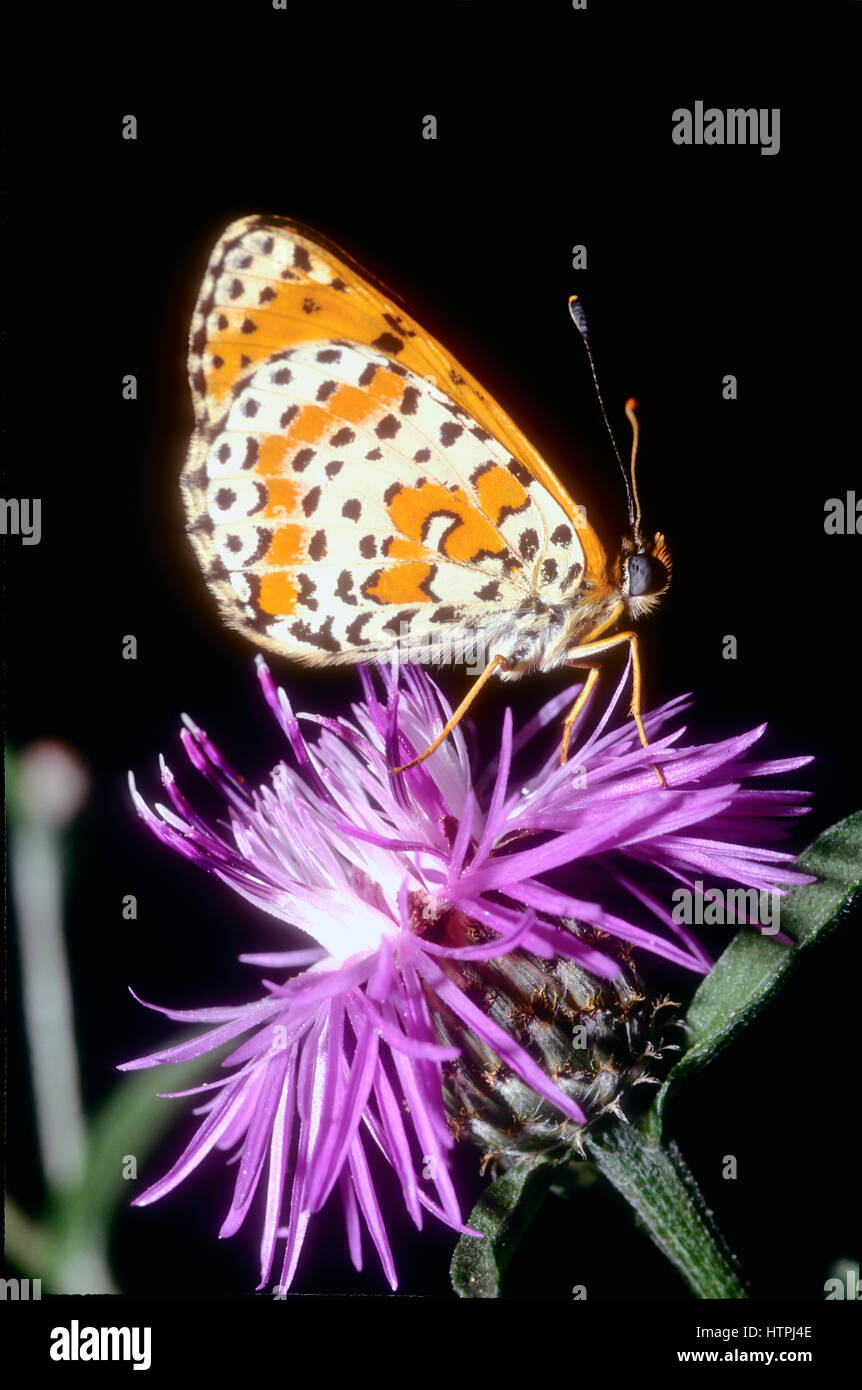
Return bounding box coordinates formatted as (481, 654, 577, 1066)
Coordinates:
(4, 1, 860, 1303)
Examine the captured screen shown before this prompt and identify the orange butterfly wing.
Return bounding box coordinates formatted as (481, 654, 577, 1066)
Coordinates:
(185, 215, 609, 583)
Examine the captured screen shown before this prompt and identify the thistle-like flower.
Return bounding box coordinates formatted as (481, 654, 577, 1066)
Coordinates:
(122, 658, 812, 1290)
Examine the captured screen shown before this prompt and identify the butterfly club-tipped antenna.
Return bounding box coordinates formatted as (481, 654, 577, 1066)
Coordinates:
(568, 294, 642, 539)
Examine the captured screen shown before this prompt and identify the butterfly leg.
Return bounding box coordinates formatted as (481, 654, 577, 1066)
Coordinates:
(391, 653, 511, 773)
(559, 665, 601, 763)
(563, 630, 667, 788)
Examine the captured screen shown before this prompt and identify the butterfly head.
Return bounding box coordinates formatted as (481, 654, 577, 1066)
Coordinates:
(617, 530, 671, 620)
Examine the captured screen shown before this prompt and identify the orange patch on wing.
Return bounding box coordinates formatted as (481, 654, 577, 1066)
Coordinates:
(323, 383, 378, 426)
(388, 482, 504, 562)
(259, 287, 372, 344)
(325, 371, 402, 427)
(365, 562, 435, 605)
(258, 436, 292, 476)
(206, 339, 273, 404)
(287, 404, 329, 446)
(258, 569, 299, 617)
(265, 523, 304, 566)
(203, 289, 407, 408)
(473, 465, 528, 524)
(385, 536, 428, 561)
(261, 478, 300, 518)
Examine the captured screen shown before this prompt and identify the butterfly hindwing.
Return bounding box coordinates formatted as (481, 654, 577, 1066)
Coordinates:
(183, 216, 604, 670)
(185, 338, 586, 665)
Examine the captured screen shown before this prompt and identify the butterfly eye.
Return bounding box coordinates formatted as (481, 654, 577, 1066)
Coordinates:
(628, 552, 668, 597)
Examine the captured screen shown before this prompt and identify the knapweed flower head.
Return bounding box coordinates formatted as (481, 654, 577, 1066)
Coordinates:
(122, 657, 813, 1291)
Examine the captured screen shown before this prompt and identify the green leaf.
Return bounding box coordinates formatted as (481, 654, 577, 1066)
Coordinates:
(586, 1125, 746, 1298)
(450, 1161, 556, 1298)
(648, 809, 862, 1140)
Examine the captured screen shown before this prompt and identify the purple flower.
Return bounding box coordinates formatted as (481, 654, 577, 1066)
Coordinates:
(122, 657, 813, 1291)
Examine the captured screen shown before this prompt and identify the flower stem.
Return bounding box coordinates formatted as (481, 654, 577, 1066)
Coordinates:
(586, 1123, 746, 1299)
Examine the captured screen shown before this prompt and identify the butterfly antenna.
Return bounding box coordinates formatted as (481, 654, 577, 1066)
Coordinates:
(568, 295, 636, 531)
(624, 396, 644, 536)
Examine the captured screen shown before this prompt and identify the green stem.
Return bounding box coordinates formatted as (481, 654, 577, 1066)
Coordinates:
(586, 1123, 746, 1299)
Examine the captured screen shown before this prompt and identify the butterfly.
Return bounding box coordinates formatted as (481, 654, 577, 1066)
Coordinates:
(181, 215, 671, 773)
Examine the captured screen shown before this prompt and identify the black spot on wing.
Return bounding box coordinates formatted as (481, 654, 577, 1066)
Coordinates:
(358, 362, 377, 387)
(381, 608, 418, 635)
(289, 614, 340, 653)
(518, 528, 539, 561)
(372, 331, 404, 354)
(296, 573, 318, 610)
(336, 570, 358, 606)
(508, 459, 533, 487)
(241, 527, 273, 566)
(383, 313, 416, 339)
(376, 414, 400, 440)
(309, 529, 327, 561)
(346, 612, 372, 645)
